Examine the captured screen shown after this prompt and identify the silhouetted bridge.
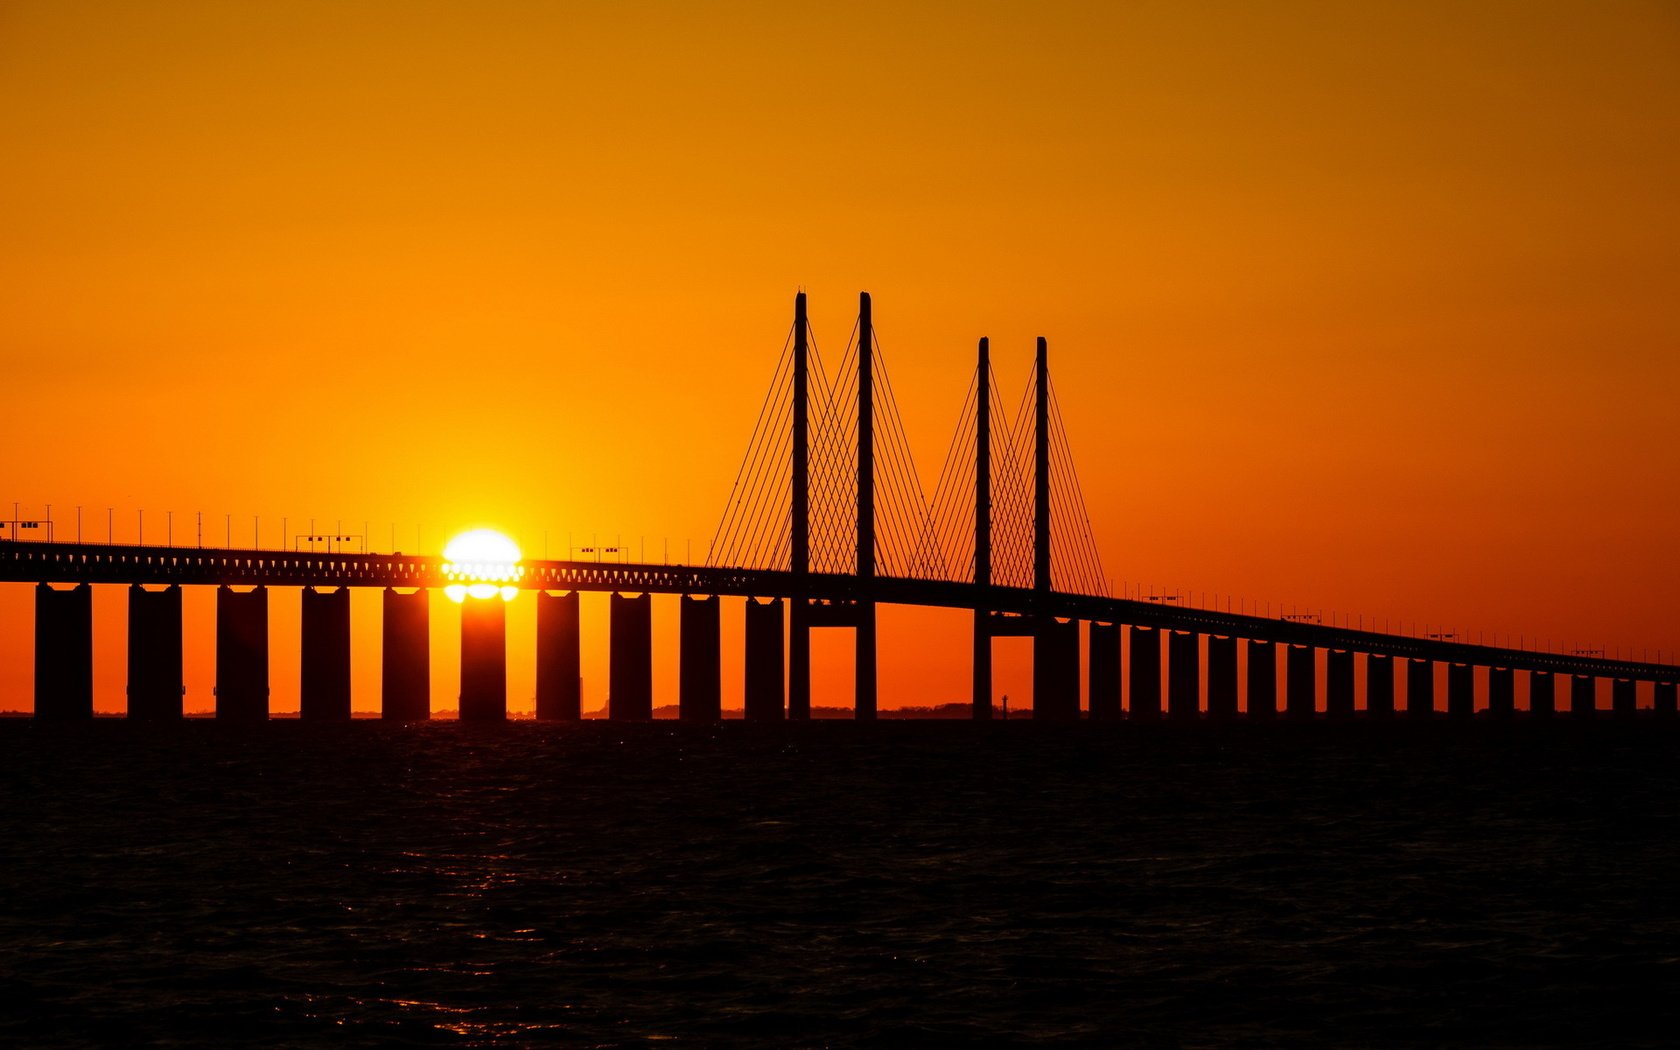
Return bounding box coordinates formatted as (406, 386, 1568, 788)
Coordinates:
(6, 292, 1676, 720)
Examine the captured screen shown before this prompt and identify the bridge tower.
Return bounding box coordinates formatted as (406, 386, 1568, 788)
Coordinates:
(1034, 336, 1051, 599)
(971, 337, 992, 719)
(788, 291, 811, 720)
(1030, 337, 1080, 721)
(855, 292, 878, 719)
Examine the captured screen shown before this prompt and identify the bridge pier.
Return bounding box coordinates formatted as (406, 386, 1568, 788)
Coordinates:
(1570, 674, 1595, 719)
(744, 597, 783, 721)
(1286, 645, 1315, 719)
(215, 585, 268, 720)
(1407, 659, 1434, 718)
(1032, 617, 1080, 722)
(1367, 653, 1395, 717)
(1613, 678, 1636, 718)
(855, 602, 877, 721)
(300, 586, 351, 721)
(34, 583, 92, 720)
(609, 593, 653, 720)
(127, 584, 183, 720)
(1168, 631, 1199, 721)
(1207, 635, 1238, 719)
(459, 597, 507, 721)
(1656, 681, 1677, 717)
(789, 601, 811, 721)
(1530, 670, 1556, 717)
(1031, 618, 1078, 721)
(536, 591, 581, 720)
(1246, 639, 1277, 718)
(679, 595, 721, 721)
(1129, 626, 1161, 720)
(1488, 667, 1515, 718)
(972, 609, 993, 719)
(1326, 649, 1354, 719)
(1088, 622, 1121, 721)
(1448, 663, 1475, 720)
(381, 588, 429, 721)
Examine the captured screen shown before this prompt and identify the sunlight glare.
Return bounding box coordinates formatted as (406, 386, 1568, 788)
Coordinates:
(442, 528, 524, 602)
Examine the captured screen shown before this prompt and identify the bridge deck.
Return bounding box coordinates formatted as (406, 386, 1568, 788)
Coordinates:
(1, 540, 1673, 683)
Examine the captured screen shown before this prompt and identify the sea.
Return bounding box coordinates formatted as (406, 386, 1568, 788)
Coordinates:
(2, 719, 1677, 1048)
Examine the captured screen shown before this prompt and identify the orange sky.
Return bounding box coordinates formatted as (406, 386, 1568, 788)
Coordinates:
(2, 1, 1677, 714)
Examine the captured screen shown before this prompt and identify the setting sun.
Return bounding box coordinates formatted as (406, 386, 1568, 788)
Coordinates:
(442, 528, 523, 602)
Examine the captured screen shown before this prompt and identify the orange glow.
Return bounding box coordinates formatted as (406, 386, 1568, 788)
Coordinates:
(443, 530, 522, 602)
(0, 3, 1676, 715)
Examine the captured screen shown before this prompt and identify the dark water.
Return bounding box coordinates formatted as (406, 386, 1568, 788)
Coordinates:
(2, 720, 1678, 1048)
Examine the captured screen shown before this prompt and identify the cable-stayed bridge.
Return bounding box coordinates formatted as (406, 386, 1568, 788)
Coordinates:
(3, 293, 1676, 720)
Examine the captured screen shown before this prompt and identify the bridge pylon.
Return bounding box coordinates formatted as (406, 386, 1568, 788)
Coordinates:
(855, 291, 878, 720)
(789, 291, 811, 720)
(972, 336, 992, 719)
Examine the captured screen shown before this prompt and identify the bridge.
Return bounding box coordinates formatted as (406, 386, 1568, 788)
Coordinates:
(4, 292, 1676, 721)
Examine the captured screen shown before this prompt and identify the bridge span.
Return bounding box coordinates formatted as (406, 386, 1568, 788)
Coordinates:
(5, 292, 1674, 721)
(5, 537, 1675, 720)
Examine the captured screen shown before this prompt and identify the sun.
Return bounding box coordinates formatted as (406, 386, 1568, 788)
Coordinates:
(442, 528, 524, 602)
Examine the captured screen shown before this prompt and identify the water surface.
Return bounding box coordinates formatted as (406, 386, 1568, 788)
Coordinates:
(2, 720, 1677, 1046)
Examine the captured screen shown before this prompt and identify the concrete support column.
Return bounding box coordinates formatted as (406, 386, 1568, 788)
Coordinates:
(1488, 667, 1515, 718)
(381, 588, 429, 721)
(855, 602, 877, 721)
(1207, 635, 1238, 720)
(300, 586, 351, 721)
(1032, 618, 1079, 722)
(1326, 649, 1354, 719)
(1286, 645, 1315, 720)
(1168, 631, 1199, 721)
(460, 597, 507, 721)
(1087, 622, 1121, 721)
(743, 597, 783, 721)
(1128, 626, 1161, 720)
(1530, 670, 1556, 717)
(1406, 659, 1434, 718)
(788, 601, 810, 721)
(1246, 639, 1277, 719)
(1570, 675, 1595, 719)
(127, 584, 183, 720)
(536, 591, 581, 720)
(1656, 681, 1677, 717)
(679, 595, 721, 721)
(215, 586, 268, 721)
(1401, 659, 1433, 718)
(609, 592, 653, 721)
(1612, 679, 1636, 719)
(1448, 663, 1475, 720)
(1366, 654, 1395, 717)
(34, 583, 92, 720)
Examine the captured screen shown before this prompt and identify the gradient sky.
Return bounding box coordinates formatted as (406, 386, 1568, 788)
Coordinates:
(2, 1, 1677, 713)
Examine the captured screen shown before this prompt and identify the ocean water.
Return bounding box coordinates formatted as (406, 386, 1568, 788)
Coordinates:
(2, 719, 1677, 1048)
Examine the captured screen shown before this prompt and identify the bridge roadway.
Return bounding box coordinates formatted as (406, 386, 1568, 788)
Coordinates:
(2, 539, 1674, 683)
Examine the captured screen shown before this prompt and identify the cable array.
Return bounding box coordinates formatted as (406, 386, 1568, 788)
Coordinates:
(868, 329, 940, 580)
(707, 322, 795, 570)
(710, 314, 1109, 596)
(808, 321, 857, 574)
(1048, 377, 1109, 596)
(923, 369, 979, 582)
